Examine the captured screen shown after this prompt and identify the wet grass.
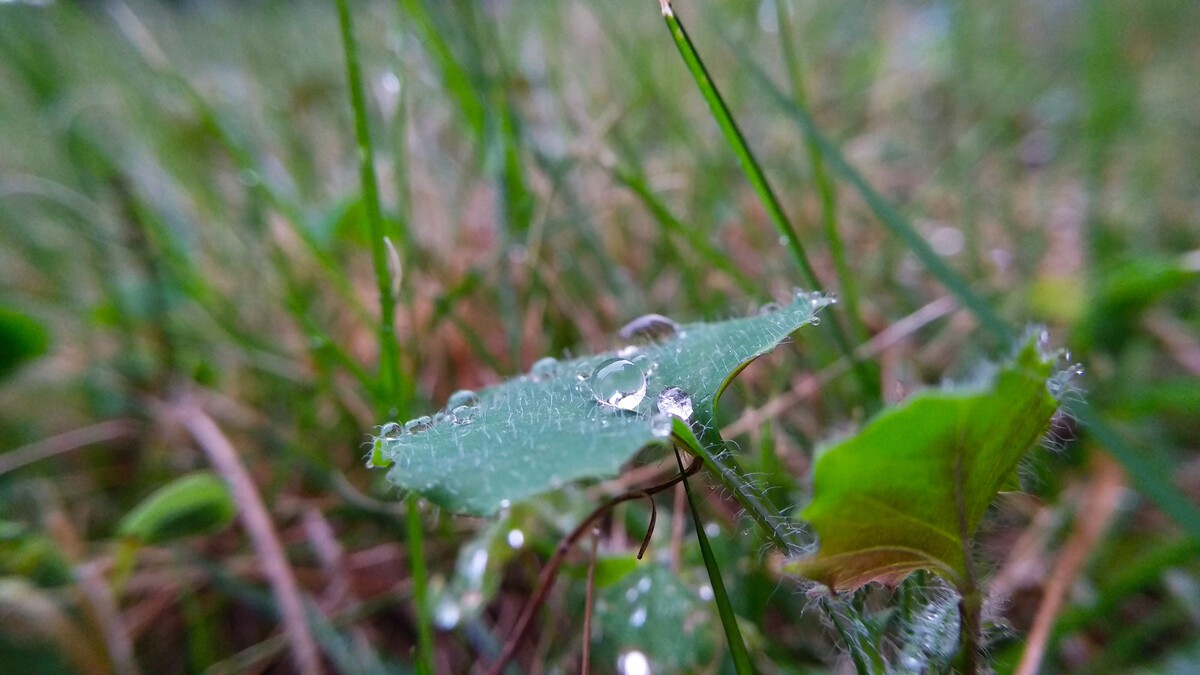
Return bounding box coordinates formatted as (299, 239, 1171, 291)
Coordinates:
(0, 0, 1198, 671)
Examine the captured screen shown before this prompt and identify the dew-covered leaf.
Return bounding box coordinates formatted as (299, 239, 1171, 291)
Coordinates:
(787, 334, 1062, 591)
(376, 294, 828, 515)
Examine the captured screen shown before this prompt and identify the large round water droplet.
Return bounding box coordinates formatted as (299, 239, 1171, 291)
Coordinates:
(589, 358, 647, 411)
(530, 356, 560, 380)
(447, 389, 479, 410)
(656, 386, 693, 421)
(618, 313, 679, 343)
(379, 422, 404, 439)
(405, 415, 433, 433)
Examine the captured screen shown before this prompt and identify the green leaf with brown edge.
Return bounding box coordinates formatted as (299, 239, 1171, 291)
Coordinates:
(788, 334, 1062, 592)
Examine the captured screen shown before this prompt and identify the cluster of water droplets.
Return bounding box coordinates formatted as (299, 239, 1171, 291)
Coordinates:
(373, 388, 484, 454)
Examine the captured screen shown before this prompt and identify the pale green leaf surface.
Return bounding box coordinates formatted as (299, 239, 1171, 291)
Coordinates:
(790, 336, 1060, 591)
(378, 295, 828, 515)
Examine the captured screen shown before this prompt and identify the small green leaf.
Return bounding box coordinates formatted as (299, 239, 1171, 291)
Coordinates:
(0, 307, 49, 383)
(789, 334, 1061, 591)
(378, 294, 828, 516)
(118, 472, 236, 545)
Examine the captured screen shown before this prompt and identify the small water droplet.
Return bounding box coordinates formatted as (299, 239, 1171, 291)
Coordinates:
(507, 529, 525, 549)
(589, 358, 647, 411)
(465, 548, 488, 581)
(629, 606, 647, 628)
(649, 413, 672, 438)
(618, 313, 680, 343)
(498, 499, 512, 510)
(447, 389, 479, 410)
(810, 317, 821, 326)
(636, 576, 652, 593)
(434, 596, 462, 629)
(405, 416, 433, 433)
(618, 650, 651, 675)
(758, 301, 782, 315)
(656, 386, 693, 421)
(379, 422, 404, 439)
(625, 586, 640, 603)
(451, 405, 478, 424)
(698, 585, 714, 602)
(530, 356, 560, 380)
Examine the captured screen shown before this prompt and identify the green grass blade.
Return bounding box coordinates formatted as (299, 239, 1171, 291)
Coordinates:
(333, 2, 431, 672)
(1070, 402, 1200, 539)
(659, 1, 877, 403)
(334, 0, 402, 405)
(610, 165, 759, 295)
(659, 1, 818, 290)
(772, 1, 871, 352)
(672, 444, 754, 675)
(744, 61, 1014, 345)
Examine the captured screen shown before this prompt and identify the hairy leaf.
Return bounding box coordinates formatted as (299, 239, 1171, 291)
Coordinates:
(789, 334, 1061, 591)
(376, 294, 829, 515)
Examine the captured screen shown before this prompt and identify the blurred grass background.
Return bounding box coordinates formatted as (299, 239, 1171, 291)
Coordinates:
(0, 0, 1197, 672)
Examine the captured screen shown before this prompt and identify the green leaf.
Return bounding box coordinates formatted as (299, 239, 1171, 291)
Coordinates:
(378, 293, 829, 516)
(0, 307, 49, 383)
(118, 472, 236, 545)
(789, 334, 1061, 591)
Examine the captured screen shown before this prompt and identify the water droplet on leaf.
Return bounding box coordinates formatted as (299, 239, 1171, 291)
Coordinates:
(405, 416, 433, 433)
(629, 605, 647, 628)
(530, 356, 560, 380)
(758, 301, 782, 315)
(451, 405, 478, 424)
(447, 389, 479, 410)
(618, 313, 679, 343)
(649, 413, 672, 438)
(656, 386, 693, 421)
(506, 529, 525, 549)
(589, 358, 647, 411)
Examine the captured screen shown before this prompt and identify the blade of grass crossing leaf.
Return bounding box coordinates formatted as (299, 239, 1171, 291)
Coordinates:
(673, 445, 754, 675)
(659, 1, 877, 403)
(334, 3, 432, 673)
